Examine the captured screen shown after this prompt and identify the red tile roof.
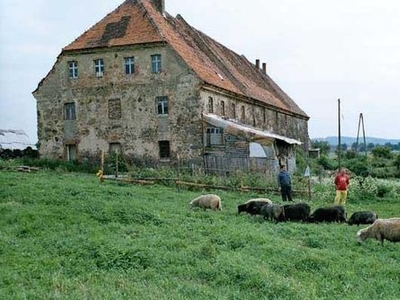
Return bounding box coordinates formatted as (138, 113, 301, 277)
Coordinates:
(63, 0, 308, 119)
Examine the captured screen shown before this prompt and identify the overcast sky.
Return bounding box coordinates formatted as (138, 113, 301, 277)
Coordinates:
(1, 0, 400, 144)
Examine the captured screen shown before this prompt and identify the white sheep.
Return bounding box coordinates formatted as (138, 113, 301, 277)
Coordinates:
(244, 198, 272, 205)
(357, 218, 400, 246)
(189, 194, 222, 211)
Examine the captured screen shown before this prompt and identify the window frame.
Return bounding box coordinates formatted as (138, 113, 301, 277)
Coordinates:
(64, 103, 76, 120)
(94, 59, 104, 77)
(124, 56, 135, 75)
(68, 61, 78, 79)
(156, 96, 169, 115)
(158, 140, 170, 159)
(151, 54, 162, 73)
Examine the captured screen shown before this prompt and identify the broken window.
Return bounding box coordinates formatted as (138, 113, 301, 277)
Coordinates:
(68, 61, 78, 79)
(64, 103, 76, 120)
(109, 142, 122, 154)
(94, 59, 104, 77)
(124, 57, 135, 75)
(208, 97, 214, 113)
(65, 144, 77, 161)
(108, 99, 121, 119)
(158, 140, 170, 159)
(206, 127, 223, 146)
(151, 54, 162, 73)
(156, 96, 168, 115)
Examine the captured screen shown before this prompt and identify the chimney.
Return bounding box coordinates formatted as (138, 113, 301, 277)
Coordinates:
(153, 0, 165, 15)
(255, 59, 260, 69)
(262, 63, 267, 74)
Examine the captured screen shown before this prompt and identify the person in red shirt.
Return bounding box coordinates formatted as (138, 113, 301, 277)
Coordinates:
(334, 169, 350, 205)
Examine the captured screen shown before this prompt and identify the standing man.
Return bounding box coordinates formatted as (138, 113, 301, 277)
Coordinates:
(278, 164, 293, 201)
(334, 169, 350, 205)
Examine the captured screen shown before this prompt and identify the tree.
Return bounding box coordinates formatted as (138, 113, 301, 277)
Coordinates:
(371, 146, 393, 159)
(394, 153, 400, 170)
(311, 140, 331, 156)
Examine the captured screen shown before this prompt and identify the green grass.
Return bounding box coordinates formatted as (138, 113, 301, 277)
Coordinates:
(1, 170, 400, 299)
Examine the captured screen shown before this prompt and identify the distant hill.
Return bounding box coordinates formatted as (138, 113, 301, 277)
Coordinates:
(313, 136, 400, 146)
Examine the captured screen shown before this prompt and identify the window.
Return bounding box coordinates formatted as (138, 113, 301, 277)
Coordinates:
(64, 103, 76, 120)
(108, 99, 121, 119)
(221, 101, 225, 116)
(94, 59, 104, 77)
(109, 142, 122, 154)
(231, 103, 236, 119)
(208, 97, 214, 113)
(156, 96, 168, 115)
(206, 127, 223, 146)
(66, 144, 77, 161)
(68, 61, 78, 79)
(124, 57, 135, 75)
(151, 54, 162, 73)
(241, 106, 245, 122)
(159, 141, 170, 159)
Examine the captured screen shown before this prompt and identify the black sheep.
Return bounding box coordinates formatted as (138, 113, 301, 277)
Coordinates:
(308, 206, 346, 223)
(348, 211, 378, 226)
(281, 202, 311, 222)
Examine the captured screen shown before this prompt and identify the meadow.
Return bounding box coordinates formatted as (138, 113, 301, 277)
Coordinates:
(1, 169, 399, 300)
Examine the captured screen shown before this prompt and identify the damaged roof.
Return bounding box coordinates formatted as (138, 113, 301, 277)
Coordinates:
(203, 113, 302, 145)
(62, 0, 308, 119)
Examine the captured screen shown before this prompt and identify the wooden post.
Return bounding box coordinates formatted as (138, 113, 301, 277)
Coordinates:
(177, 154, 181, 192)
(115, 151, 119, 178)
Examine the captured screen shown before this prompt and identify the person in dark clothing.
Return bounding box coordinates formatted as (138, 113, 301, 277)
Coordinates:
(278, 164, 293, 201)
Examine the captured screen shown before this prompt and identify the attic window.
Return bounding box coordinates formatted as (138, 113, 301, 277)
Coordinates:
(68, 61, 78, 79)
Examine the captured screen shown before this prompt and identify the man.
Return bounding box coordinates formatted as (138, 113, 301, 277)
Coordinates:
(334, 169, 350, 205)
(278, 164, 293, 201)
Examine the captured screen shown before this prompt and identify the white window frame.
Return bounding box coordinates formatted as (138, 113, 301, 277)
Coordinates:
(68, 61, 78, 79)
(94, 59, 104, 77)
(156, 96, 168, 115)
(151, 54, 162, 73)
(124, 57, 135, 75)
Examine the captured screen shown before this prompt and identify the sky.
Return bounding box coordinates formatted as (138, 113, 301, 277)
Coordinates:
(1, 0, 400, 144)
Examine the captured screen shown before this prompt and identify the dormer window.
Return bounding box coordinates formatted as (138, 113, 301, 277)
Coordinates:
(94, 59, 104, 77)
(151, 54, 162, 73)
(68, 61, 78, 79)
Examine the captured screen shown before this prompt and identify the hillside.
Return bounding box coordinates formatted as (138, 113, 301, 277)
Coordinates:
(313, 136, 400, 146)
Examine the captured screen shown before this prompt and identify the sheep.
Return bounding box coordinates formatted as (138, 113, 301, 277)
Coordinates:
(237, 198, 272, 215)
(348, 211, 378, 226)
(260, 203, 285, 223)
(281, 202, 311, 222)
(308, 206, 346, 223)
(189, 194, 222, 211)
(357, 218, 400, 246)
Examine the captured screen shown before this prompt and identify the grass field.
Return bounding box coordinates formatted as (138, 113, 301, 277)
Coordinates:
(1, 169, 399, 299)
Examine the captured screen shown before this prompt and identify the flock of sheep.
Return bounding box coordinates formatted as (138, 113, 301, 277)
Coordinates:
(189, 194, 400, 246)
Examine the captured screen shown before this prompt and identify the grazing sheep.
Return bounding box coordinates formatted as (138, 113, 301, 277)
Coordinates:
(348, 211, 378, 226)
(189, 194, 222, 211)
(281, 202, 311, 222)
(237, 198, 272, 215)
(261, 203, 285, 223)
(308, 206, 346, 223)
(357, 218, 400, 246)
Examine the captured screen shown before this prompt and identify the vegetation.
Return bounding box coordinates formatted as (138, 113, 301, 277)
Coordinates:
(1, 163, 400, 299)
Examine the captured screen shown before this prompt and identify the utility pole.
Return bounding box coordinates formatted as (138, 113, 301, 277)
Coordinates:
(338, 99, 341, 171)
(356, 113, 367, 155)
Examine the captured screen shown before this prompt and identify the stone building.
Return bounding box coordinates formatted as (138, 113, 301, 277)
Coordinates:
(33, 0, 309, 174)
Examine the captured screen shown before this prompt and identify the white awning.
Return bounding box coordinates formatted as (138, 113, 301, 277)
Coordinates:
(202, 113, 302, 145)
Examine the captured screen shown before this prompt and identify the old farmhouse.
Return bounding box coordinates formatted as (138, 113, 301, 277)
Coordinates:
(33, 0, 309, 174)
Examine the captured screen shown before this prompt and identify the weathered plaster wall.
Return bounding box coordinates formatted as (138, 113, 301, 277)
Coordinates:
(34, 44, 204, 162)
